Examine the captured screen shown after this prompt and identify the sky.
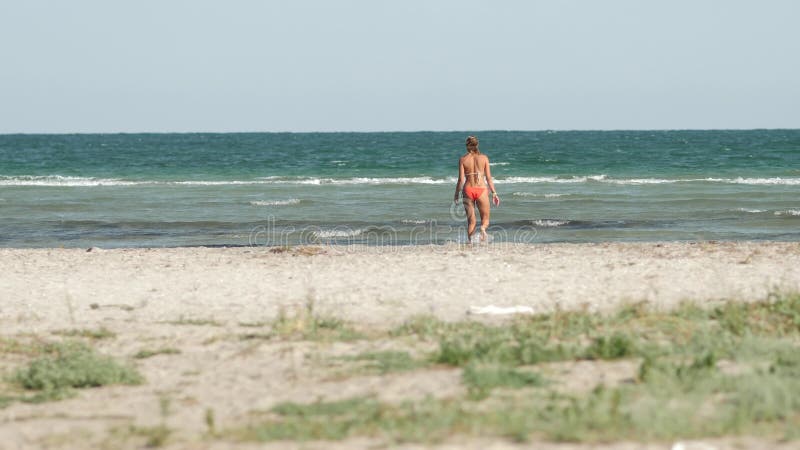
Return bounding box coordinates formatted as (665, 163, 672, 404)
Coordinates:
(1, 0, 798, 133)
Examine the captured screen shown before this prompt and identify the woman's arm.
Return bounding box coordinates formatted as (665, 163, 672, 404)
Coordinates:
(454, 158, 464, 203)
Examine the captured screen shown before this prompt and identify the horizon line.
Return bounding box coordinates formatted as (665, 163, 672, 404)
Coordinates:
(1, 127, 799, 136)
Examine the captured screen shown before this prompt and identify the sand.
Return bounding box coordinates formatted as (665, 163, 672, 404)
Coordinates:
(1, 242, 799, 449)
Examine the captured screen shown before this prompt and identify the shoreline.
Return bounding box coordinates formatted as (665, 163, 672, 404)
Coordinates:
(5, 237, 800, 250)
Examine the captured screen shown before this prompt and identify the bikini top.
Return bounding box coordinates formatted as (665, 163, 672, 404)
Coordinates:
(464, 155, 484, 177)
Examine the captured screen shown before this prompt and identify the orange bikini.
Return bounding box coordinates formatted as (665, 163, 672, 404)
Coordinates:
(464, 185, 485, 200)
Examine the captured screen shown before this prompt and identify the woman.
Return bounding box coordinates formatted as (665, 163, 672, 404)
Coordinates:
(453, 135, 499, 243)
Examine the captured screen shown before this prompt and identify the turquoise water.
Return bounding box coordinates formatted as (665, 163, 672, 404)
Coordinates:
(1, 130, 799, 247)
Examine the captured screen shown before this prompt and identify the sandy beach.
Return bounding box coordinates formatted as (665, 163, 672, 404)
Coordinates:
(2, 242, 800, 449)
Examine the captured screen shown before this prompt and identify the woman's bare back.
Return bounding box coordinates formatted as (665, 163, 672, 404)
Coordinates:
(461, 153, 487, 187)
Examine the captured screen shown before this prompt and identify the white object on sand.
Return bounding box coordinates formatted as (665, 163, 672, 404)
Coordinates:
(672, 442, 717, 450)
(468, 305, 534, 315)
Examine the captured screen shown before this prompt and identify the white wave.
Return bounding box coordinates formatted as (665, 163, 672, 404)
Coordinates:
(331, 177, 454, 185)
(501, 176, 800, 186)
(171, 180, 274, 186)
(490, 162, 510, 166)
(249, 199, 301, 206)
(604, 178, 677, 185)
(716, 177, 800, 186)
(733, 208, 766, 213)
(511, 192, 564, 198)
(497, 174, 608, 184)
(0, 175, 140, 187)
(401, 219, 429, 224)
(531, 219, 570, 227)
(495, 177, 557, 184)
(0, 176, 274, 187)
(286, 178, 323, 185)
(774, 210, 800, 216)
(312, 228, 364, 238)
(257, 176, 457, 185)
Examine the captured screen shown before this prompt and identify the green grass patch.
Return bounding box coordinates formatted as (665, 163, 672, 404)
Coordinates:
(433, 323, 578, 366)
(11, 341, 143, 402)
(583, 333, 636, 360)
(426, 294, 800, 368)
(133, 347, 181, 359)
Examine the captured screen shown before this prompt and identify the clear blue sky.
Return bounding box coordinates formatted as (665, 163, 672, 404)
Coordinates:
(1, 0, 798, 133)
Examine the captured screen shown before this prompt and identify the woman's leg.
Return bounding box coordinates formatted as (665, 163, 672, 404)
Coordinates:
(476, 191, 491, 241)
(462, 197, 477, 242)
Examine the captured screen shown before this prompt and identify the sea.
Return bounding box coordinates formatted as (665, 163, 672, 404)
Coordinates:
(1, 130, 799, 248)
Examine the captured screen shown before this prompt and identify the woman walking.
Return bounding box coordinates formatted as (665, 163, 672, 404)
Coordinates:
(453, 135, 500, 243)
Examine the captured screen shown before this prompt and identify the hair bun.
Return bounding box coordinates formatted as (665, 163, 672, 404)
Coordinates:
(465, 135, 480, 152)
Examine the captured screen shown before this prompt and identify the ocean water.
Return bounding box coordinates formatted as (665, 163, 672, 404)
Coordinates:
(1, 130, 799, 248)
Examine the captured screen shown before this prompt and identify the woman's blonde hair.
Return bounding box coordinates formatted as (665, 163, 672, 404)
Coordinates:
(465, 135, 480, 154)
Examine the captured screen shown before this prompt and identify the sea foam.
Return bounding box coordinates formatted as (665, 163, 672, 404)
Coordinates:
(531, 219, 570, 227)
(249, 199, 301, 206)
(0, 175, 139, 187)
(312, 228, 364, 238)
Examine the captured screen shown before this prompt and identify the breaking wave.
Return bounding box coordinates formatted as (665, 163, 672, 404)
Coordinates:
(311, 228, 364, 239)
(733, 208, 766, 213)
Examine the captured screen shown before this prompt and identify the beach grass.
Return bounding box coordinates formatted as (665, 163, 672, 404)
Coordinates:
(4, 341, 142, 406)
(227, 293, 800, 444)
(3, 293, 799, 445)
(270, 300, 364, 342)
